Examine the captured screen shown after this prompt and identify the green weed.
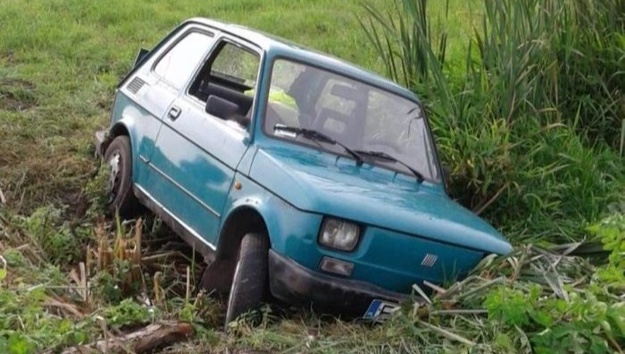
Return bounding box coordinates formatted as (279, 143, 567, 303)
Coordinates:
(0, 249, 95, 353)
(101, 298, 156, 329)
(587, 214, 625, 292)
(15, 205, 90, 265)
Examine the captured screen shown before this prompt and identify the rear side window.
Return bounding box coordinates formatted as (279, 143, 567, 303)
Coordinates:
(154, 31, 214, 90)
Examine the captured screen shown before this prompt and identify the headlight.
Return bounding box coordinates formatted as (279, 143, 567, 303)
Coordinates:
(318, 218, 361, 251)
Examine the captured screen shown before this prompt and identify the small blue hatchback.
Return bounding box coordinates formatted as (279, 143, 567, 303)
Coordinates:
(94, 18, 512, 326)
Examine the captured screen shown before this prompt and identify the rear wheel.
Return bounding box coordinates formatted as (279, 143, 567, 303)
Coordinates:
(103, 136, 140, 218)
(224, 233, 269, 329)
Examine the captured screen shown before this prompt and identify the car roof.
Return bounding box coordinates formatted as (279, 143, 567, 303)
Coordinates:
(185, 18, 420, 103)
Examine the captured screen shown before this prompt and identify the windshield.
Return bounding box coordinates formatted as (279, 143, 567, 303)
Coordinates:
(263, 59, 440, 182)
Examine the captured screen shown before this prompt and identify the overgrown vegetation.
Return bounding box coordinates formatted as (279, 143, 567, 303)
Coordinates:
(7, 209, 624, 353)
(362, 0, 625, 242)
(0, 0, 624, 352)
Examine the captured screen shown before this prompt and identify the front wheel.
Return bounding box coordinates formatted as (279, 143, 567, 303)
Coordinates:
(224, 233, 269, 329)
(103, 136, 140, 218)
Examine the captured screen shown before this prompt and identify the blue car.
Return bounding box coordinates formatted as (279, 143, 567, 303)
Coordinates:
(94, 18, 512, 326)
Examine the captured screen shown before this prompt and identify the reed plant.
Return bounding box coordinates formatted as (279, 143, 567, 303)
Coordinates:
(361, 0, 625, 242)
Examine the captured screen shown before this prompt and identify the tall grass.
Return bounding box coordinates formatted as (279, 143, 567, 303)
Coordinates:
(361, 0, 625, 242)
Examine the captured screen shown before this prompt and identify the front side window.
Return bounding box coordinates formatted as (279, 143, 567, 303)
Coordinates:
(210, 43, 259, 88)
(264, 59, 440, 182)
(154, 31, 214, 90)
(187, 41, 260, 128)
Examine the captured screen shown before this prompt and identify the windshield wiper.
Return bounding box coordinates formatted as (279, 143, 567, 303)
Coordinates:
(274, 124, 364, 166)
(355, 150, 425, 183)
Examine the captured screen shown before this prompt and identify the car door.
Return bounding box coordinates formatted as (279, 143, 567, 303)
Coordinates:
(115, 26, 216, 186)
(127, 27, 217, 189)
(147, 36, 262, 248)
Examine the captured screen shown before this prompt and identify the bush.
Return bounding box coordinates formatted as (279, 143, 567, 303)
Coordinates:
(361, 0, 625, 242)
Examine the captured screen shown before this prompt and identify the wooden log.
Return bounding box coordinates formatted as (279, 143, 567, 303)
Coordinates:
(62, 321, 193, 354)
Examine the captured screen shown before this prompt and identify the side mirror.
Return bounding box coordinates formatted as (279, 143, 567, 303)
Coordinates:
(133, 48, 150, 68)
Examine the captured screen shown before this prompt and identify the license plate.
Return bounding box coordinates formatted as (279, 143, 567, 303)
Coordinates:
(363, 299, 399, 321)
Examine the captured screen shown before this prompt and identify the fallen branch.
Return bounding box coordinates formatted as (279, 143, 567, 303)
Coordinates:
(430, 309, 488, 316)
(412, 283, 431, 304)
(0, 186, 5, 205)
(141, 251, 191, 264)
(454, 277, 506, 302)
(44, 297, 85, 319)
(417, 319, 476, 346)
(435, 275, 477, 300)
(61, 321, 193, 354)
(423, 280, 447, 295)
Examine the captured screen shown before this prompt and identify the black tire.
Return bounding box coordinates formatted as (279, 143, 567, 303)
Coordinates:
(224, 233, 269, 329)
(103, 136, 140, 218)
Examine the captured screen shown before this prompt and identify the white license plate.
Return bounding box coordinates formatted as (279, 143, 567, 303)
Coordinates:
(363, 299, 399, 321)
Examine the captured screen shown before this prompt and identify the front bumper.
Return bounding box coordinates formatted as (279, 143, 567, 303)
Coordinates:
(268, 250, 410, 316)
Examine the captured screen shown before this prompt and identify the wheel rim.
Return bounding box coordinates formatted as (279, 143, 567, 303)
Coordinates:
(107, 152, 121, 203)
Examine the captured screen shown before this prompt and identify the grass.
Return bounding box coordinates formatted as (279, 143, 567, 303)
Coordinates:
(0, 0, 477, 213)
(1, 0, 624, 353)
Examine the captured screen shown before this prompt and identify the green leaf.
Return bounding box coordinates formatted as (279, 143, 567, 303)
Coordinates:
(7, 334, 35, 354)
(530, 309, 554, 328)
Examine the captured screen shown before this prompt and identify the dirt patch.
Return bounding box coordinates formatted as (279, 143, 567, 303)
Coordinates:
(0, 78, 36, 111)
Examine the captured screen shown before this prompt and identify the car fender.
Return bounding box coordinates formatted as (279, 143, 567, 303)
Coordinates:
(103, 117, 143, 176)
(219, 173, 322, 257)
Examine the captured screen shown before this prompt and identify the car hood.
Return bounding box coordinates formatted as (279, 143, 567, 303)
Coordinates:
(249, 146, 512, 255)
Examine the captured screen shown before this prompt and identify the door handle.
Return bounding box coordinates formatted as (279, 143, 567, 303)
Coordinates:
(168, 106, 181, 120)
